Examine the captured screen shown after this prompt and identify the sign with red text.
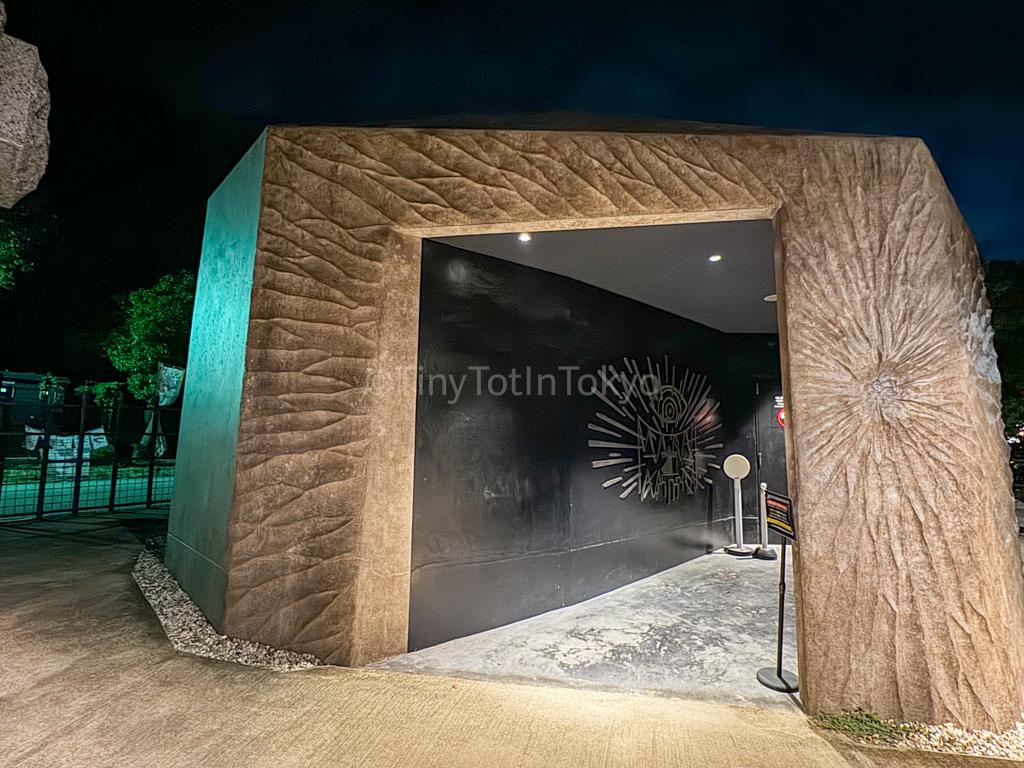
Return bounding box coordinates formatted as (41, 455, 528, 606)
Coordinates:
(765, 490, 796, 541)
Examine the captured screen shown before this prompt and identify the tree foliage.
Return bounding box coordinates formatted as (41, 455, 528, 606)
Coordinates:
(75, 381, 125, 407)
(985, 260, 1024, 436)
(0, 190, 58, 291)
(985, 260, 1024, 501)
(104, 272, 196, 400)
(0, 222, 23, 290)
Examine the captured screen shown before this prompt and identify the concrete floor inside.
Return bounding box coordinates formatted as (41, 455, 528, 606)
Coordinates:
(377, 548, 801, 712)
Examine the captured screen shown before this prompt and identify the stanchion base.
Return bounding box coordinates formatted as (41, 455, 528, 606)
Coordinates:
(753, 546, 778, 561)
(724, 545, 755, 557)
(757, 668, 799, 693)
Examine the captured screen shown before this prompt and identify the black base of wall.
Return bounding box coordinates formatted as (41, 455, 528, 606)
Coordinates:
(409, 519, 736, 650)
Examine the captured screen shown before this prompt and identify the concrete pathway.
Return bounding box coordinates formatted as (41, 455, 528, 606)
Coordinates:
(378, 549, 800, 711)
(0, 515, 1008, 768)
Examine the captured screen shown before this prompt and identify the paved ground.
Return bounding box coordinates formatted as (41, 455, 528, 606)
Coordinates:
(378, 549, 801, 711)
(0, 514, 1010, 768)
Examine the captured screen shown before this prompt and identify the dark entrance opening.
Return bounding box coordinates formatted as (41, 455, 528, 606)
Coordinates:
(386, 220, 794, 708)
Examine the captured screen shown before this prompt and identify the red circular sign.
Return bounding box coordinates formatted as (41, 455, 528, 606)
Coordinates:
(777, 408, 786, 428)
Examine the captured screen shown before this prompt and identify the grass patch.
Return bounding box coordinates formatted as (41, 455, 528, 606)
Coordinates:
(813, 711, 903, 743)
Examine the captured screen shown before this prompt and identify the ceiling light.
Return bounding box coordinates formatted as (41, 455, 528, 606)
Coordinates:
(518, 232, 532, 242)
(764, 294, 778, 302)
(708, 254, 722, 262)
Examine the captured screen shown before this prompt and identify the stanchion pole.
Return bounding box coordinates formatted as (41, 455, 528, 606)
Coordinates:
(775, 542, 787, 676)
(754, 482, 777, 560)
(757, 538, 799, 692)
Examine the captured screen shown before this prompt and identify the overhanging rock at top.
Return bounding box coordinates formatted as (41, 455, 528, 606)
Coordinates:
(0, 1, 49, 208)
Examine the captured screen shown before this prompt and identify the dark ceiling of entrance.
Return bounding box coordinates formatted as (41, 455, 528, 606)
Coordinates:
(434, 219, 778, 334)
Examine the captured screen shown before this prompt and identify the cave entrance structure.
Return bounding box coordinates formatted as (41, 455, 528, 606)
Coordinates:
(167, 120, 1024, 731)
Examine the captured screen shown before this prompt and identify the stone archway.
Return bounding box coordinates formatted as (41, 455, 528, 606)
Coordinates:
(167, 121, 1024, 731)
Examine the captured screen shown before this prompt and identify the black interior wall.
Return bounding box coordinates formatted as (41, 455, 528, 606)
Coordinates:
(410, 239, 782, 651)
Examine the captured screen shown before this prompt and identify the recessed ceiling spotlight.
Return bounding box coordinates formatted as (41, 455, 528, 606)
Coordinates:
(764, 294, 778, 302)
(518, 232, 532, 242)
(708, 254, 722, 262)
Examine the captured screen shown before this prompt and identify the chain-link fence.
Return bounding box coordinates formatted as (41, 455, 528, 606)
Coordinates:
(0, 394, 179, 519)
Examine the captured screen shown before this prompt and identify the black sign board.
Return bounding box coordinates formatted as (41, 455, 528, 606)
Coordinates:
(764, 490, 796, 541)
(758, 490, 799, 694)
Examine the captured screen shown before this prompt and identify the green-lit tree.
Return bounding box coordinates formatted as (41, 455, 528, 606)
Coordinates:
(0, 221, 23, 290)
(103, 271, 196, 400)
(0, 190, 58, 291)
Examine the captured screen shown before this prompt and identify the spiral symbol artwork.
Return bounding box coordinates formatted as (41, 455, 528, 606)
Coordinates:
(588, 356, 723, 504)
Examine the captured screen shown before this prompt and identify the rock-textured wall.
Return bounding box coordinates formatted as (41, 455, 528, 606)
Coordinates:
(0, 2, 49, 208)
(213, 125, 1024, 730)
(774, 139, 1024, 730)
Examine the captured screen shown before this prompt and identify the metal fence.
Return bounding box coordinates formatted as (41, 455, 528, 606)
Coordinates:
(0, 395, 179, 519)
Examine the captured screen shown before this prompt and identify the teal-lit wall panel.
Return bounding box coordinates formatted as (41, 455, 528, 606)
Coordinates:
(166, 132, 266, 629)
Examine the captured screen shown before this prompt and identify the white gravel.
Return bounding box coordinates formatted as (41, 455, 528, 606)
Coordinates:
(132, 548, 323, 672)
(899, 719, 1024, 761)
(830, 716, 1024, 762)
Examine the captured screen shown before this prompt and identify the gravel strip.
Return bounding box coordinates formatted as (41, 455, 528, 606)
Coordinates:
(899, 719, 1024, 761)
(132, 548, 323, 672)
(832, 717, 1024, 762)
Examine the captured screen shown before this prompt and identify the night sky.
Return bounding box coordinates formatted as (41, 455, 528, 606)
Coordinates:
(2, 0, 1021, 382)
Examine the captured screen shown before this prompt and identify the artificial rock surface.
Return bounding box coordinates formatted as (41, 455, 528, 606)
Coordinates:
(0, 2, 49, 208)
(173, 120, 1024, 731)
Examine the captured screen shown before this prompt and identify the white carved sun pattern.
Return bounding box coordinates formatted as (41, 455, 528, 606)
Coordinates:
(589, 356, 723, 504)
